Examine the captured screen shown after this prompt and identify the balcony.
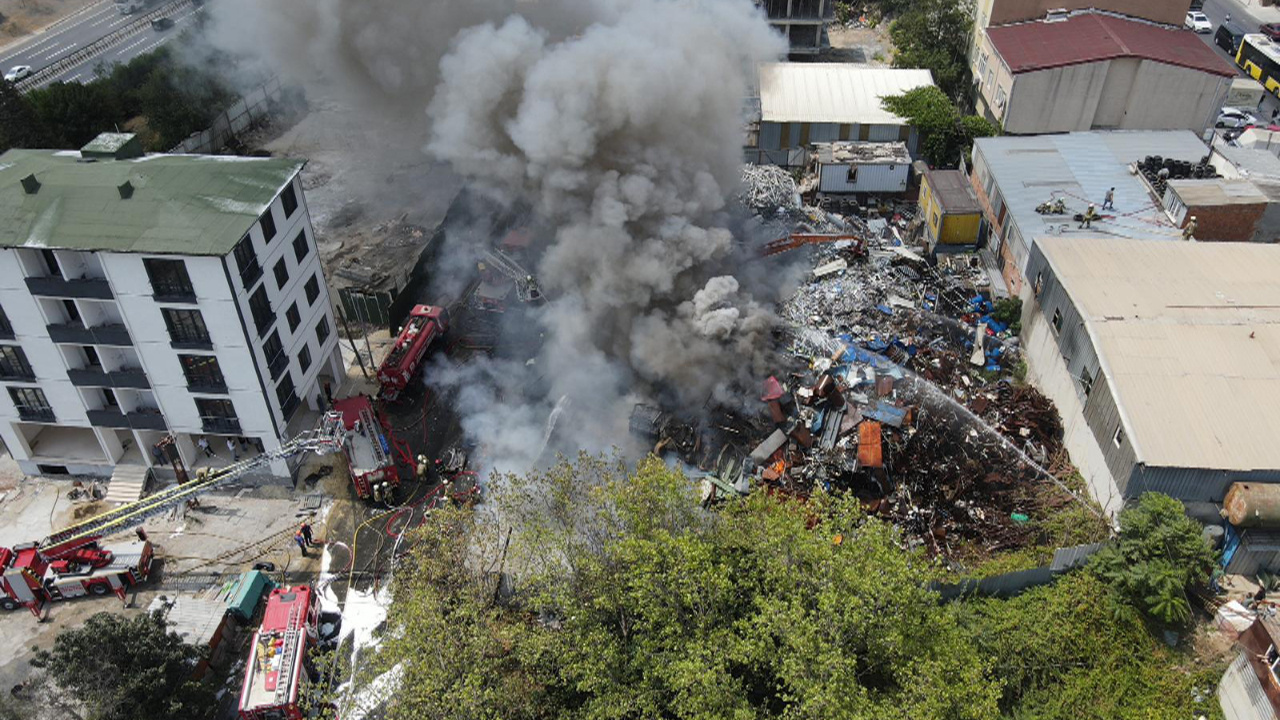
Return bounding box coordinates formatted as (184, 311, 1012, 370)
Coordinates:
(109, 369, 150, 389)
(170, 338, 213, 351)
(47, 323, 132, 346)
(67, 368, 110, 386)
(152, 289, 197, 304)
(267, 352, 288, 381)
(25, 275, 113, 300)
(126, 410, 166, 431)
(202, 417, 241, 435)
(16, 406, 55, 423)
(280, 393, 300, 422)
(87, 409, 129, 428)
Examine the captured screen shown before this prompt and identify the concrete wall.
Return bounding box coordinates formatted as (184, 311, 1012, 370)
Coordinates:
(1001, 59, 1229, 135)
(1184, 202, 1268, 242)
(972, 32, 1017, 126)
(757, 121, 918, 165)
(980, 0, 1191, 27)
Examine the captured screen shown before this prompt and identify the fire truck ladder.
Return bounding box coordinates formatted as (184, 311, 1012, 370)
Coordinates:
(357, 405, 391, 471)
(273, 602, 305, 705)
(482, 249, 541, 302)
(41, 417, 347, 553)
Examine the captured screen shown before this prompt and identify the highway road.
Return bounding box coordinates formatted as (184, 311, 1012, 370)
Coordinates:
(0, 0, 196, 88)
(1194, 0, 1280, 116)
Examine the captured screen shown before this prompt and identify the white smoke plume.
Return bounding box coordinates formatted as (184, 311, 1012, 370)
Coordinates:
(206, 0, 790, 472)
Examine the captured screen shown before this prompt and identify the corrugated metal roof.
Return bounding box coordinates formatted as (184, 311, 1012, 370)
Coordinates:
(0, 150, 304, 256)
(147, 596, 229, 647)
(975, 130, 1209, 244)
(1038, 237, 1280, 472)
(1168, 178, 1268, 206)
(987, 13, 1235, 77)
(925, 169, 981, 215)
(757, 63, 934, 124)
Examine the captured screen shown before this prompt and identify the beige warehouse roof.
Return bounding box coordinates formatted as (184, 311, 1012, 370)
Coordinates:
(1038, 237, 1280, 472)
(757, 63, 934, 124)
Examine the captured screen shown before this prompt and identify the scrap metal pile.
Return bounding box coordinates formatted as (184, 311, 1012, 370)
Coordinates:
(739, 164, 800, 214)
(632, 224, 1078, 558)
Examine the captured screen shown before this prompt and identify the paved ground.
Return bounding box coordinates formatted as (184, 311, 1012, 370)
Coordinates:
(41, 0, 197, 85)
(1196, 0, 1280, 118)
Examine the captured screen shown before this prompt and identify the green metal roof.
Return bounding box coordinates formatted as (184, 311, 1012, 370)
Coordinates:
(0, 150, 305, 256)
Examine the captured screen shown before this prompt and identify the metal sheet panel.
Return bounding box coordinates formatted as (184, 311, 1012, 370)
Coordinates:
(758, 63, 935, 124)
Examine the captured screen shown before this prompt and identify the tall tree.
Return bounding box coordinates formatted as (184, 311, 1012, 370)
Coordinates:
(0, 79, 47, 152)
(888, 0, 974, 103)
(29, 611, 214, 720)
(882, 85, 996, 167)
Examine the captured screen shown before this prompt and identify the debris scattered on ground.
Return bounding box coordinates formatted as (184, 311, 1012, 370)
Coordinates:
(739, 164, 800, 214)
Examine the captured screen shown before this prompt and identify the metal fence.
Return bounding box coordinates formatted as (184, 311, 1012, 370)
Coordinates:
(338, 287, 394, 330)
(169, 76, 283, 154)
(931, 542, 1106, 601)
(744, 147, 808, 167)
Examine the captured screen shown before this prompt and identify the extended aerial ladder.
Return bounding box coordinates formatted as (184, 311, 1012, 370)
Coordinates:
(481, 249, 543, 303)
(1, 420, 347, 616)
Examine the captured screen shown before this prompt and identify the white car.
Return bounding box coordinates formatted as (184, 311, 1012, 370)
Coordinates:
(1185, 11, 1212, 33)
(1216, 107, 1258, 129)
(3, 65, 32, 82)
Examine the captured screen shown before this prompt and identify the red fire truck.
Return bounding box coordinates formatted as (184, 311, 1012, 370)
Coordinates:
(0, 536, 153, 616)
(238, 585, 320, 720)
(376, 305, 448, 401)
(329, 395, 401, 501)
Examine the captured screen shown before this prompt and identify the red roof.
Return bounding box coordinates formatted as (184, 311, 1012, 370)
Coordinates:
(988, 14, 1235, 77)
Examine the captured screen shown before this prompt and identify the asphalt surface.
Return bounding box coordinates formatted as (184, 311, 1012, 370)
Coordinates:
(1195, 0, 1280, 116)
(0, 0, 196, 87)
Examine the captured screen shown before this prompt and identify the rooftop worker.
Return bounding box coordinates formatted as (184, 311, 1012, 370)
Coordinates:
(1102, 187, 1115, 210)
(1078, 203, 1099, 229)
(1183, 215, 1197, 241)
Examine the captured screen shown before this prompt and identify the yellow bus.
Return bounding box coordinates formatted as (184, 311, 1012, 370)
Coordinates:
(1237, 33, 1280, 95)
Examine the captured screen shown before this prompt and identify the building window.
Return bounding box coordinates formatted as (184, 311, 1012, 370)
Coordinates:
(1080, 366, 1094, 397)
(1051, 308, 1063, 334)
(276, 373, 299, 421)
(9, 387, 53, 422)
(41, 249, 60, 276)
(292, 230, 309, 263)
(304, 274, 320, 305)
(846, 166, 858, 184)
(1034, 271, 1044, 296)
(273, 258, 289, 291)
(281, 183, 298, 218)
(0, 346, 34, 380)
(316, 316, 330, 345)
(179, 354, 226, 392)
(196, 397, 239, 434)
(1113, 425, 1125, 448)
(143, 258, 195, 300)
(62, 299, 81, 324)
(101, 388, 118, 408)
(995, 86, 1007, 108)
(162, 308, 211, 347)
(264, 330, 287, 380)
(298, 343, 311, 373)
(286, 302, 301, 333)
(978, 52, 988, 78)
(260, 211, 277, 244)
(0, 304, 14, 337)
(233, 235, 262, 289)
(249, 286, 273, 337)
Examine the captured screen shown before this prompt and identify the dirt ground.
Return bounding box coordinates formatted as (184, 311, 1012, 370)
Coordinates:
(825, 24, 892, 66)
(0, 0, 97, 44)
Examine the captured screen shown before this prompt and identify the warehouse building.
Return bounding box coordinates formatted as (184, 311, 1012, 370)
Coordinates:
(972, 12, 1233, 135)
(970, 130, 1208, 294)
(748, 63, 934, 167)
(1021, 237, 1280, 520)
(0, 133, 343, 480)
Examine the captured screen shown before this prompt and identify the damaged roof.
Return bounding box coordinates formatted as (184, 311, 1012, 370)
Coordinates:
(0, 149, 304, 256)
(1038, 237, 1280, 472)
(925, 169, 981, 215)
(987, 13, 1235, 77)
(757, 63, 934, 124)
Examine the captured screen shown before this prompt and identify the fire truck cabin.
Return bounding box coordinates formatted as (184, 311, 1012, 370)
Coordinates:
(330, 395, 399, 499)
(375, 304, 447, 401)
(238, 585, 319, 720)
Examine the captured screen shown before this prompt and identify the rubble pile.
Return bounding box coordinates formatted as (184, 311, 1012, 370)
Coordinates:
(632, 218, 1080, 559)
(739, 164, 800, 214)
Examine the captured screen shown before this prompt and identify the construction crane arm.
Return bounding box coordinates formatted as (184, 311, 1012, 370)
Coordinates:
(41, 419, 347, 553)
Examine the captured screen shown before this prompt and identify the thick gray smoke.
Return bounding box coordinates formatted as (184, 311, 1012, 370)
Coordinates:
(207, 0, 789, 472)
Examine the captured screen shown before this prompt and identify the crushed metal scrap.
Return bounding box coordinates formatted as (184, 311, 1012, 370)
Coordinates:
(632, 211, 1090, 558)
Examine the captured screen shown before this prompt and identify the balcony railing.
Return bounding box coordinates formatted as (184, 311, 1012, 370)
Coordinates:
(126, 410, 166, 431)
(280, 393, 300, 422)
(67, 368, 110, 386)
(202, 417, 242, 435)
(87, 409, 129, 428)
(267, 352, 288, 381)
(25, 275, 113, 300)
(109, 369, 150, 389)
(187, 380, 228, 394)
(16, 406, 55, 423)
(47, 323, 132, 346)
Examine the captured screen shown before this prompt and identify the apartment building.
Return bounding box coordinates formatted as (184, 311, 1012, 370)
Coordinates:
(0, 133, 343, 480)
(757, 0, 834, 55)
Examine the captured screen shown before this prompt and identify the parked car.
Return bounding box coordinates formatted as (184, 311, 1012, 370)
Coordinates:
(3, 65, 31, 82)
(1262, 23, 1280, 41)
(1185, 11, 1213, 33)
(1217, 107, 1259, 129)
(1217, 22, 1246, 54)
(150, 17, 174, 30)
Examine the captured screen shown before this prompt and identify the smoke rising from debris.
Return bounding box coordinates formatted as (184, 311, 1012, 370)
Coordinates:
(207, 0, 788, 471)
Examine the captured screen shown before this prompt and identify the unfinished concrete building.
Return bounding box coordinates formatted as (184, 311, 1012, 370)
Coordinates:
(757, 0, 833, 56)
